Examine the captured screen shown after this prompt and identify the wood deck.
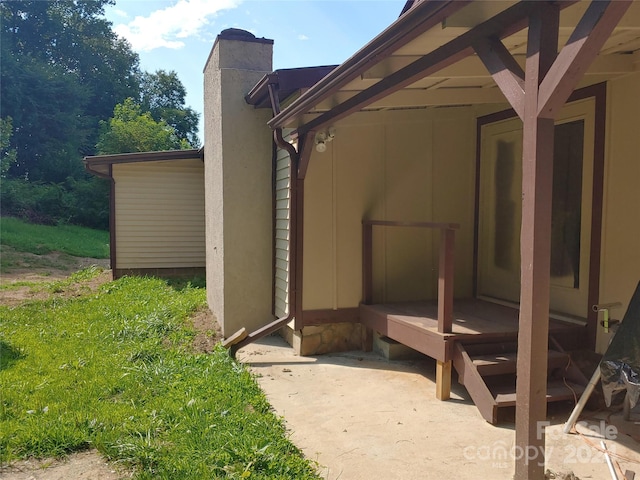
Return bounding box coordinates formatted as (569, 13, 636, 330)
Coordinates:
(359, 298, 585, 363)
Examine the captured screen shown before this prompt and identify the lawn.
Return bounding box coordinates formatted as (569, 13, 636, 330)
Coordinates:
(0, 217, 109, 258)
(0, 219, 320, 479)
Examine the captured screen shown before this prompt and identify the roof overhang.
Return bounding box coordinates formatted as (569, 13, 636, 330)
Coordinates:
(245, 66, 338, 110)
(83, 149, 203, 178)
(268, 0, 640, 136)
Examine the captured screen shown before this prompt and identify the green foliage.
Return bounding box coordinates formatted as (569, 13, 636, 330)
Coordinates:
(0, 217, 109, 258)
(0, 51, 91, 181)
(0, 117, 17, 177)
(0, 177, 109, 229)
(140, 70, 200, 147)
(97, 98, 191, 154)
(0, 2, 200, 228)
(0, 0, 140, 180)
(0, 276, 320, 479)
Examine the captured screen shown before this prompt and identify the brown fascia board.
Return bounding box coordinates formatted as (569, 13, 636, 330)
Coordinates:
(246, 66, 338, 109)
(84, 149, 202, 178)
(400, 0, 427, 17)
(268, 0, 465, 129)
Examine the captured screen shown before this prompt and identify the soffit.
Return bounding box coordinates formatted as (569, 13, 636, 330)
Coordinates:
(276, 0, 640, 130)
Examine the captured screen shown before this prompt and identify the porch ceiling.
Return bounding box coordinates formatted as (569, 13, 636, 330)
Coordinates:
(271, 0, 640, 131)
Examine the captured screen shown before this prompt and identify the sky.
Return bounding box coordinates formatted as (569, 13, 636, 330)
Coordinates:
(103, 0, 405, 141)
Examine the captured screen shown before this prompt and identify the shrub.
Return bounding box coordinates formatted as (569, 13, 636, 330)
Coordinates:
(0, 177, 109, 230)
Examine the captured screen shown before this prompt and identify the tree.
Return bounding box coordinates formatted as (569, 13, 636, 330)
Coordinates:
(140, 70, 200, 147)
(0, 49, 91, 181)
(0, 0, 140, 179)
(0, 117, 17, 178)
(96, 98, 191, 155)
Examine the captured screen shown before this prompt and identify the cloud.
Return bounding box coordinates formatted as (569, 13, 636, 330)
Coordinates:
(111, 9, 129, 19)
(114, 0, 242, 52)
(298, 34, 309, 41)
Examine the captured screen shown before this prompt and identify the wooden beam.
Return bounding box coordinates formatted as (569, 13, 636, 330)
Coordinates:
(474, 37, 526, 119)
(362, 53, 634, 81)
(514, 3, 559, 479)
(538, 0, 633, 118)
(315, 86, 508, 110)
(297, 131, 315, 180)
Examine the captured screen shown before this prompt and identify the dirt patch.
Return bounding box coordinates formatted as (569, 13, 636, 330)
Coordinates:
(190, 307, 223, 353)
(1, 246, 110, 282)
(1, 249, 222, 479)
(0, 450, 126, 480)
(0, 267, 112, 307)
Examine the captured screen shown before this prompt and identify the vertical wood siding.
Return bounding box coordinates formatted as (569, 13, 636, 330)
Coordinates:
(303, 107, 479, 310)
(113, 159, 205, 269)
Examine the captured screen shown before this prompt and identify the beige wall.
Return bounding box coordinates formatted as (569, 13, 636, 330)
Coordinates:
(113, 159, 205, 269)
(301, 73, 640, 354)
(597, 71, 640, 351)
(203, 32, 274, 337)
(303, 107, 481, 310)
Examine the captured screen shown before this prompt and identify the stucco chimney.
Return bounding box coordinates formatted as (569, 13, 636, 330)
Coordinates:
(203, 29, 274, 337)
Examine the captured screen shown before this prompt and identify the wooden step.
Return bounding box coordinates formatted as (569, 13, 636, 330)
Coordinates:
(492, 380, 584, 407)
(452, 341, 586, 424)
(472, 349, 569, 376)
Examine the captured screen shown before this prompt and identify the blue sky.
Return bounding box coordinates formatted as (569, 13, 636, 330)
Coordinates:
(103, 0, 405, 140)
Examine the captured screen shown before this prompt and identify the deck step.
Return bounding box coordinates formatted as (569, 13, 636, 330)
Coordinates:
(452, 340, 586, 424)
(493, 380, 584, 407)
(472, 349, 569, 376)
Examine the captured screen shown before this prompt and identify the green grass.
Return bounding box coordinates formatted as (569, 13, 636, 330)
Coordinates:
(0, 217, 109, 258)
(0, 275, 320, 479)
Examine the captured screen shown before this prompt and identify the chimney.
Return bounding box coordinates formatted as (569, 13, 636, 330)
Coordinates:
(203, 29, 274, 336)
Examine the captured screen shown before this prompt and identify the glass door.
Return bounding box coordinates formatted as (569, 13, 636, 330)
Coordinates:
(477, 99, 595, 319)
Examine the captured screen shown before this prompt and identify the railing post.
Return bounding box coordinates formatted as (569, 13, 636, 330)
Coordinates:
(362, 222, 373, 305)
(438, 227, 455, 334)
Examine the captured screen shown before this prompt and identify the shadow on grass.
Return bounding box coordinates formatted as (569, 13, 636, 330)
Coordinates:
(0, 340, 24, 371)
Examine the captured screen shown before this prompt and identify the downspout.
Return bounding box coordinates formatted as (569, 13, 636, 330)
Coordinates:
(229, 83, 302, 357)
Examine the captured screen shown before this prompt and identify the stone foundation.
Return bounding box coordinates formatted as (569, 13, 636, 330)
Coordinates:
(280, 322, 363, 356)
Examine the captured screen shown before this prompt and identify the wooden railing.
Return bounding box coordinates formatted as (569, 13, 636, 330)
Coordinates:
(362, 220, 459, 334)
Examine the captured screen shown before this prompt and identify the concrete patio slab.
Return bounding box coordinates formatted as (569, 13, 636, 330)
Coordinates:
(239, 335, 640, 480)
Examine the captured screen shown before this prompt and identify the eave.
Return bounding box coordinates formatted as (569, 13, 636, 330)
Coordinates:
(268, 0, 640, 135)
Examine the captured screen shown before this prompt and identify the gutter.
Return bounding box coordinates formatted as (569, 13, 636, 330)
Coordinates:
(268, 0, 466, 129)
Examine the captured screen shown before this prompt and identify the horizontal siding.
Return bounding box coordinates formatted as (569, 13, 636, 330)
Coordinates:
(274, 139, 292, 318)
(113, 159, 205, 269)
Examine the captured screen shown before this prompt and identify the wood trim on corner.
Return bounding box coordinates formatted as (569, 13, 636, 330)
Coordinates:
(300, 308, 360, 327)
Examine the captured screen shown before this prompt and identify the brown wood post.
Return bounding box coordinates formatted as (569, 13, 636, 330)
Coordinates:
(361, 221, 374, 351)
(362, 222, 374, 305)
(515, 4, 558, 479)
(436, 227, 455, 400)
(437, 228, 455, 334)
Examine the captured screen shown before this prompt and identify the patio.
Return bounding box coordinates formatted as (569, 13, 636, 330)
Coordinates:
(240, 335, 640, 480)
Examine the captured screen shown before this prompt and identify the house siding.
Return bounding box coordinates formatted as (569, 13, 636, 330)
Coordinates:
(113, 158, 205, 269)
(274, 135, 292, 318)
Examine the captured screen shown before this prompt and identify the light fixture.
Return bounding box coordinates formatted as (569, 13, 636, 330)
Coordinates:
(314, 127, 335, 153)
